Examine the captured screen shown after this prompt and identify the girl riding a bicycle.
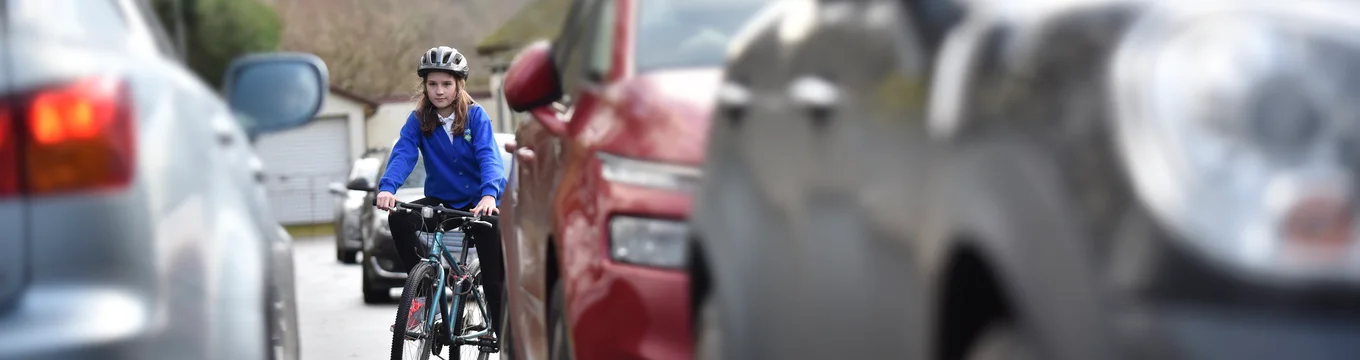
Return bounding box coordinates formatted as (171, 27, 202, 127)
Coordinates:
(375, 45, 508, 343)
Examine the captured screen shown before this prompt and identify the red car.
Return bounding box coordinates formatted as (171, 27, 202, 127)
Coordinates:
(496, 0, 770, 358)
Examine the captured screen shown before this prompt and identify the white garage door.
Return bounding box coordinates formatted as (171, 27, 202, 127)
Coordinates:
(254, 116, 351, 225)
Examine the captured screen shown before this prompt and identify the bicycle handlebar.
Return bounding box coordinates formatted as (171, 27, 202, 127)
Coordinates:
(372, 199, 500, 223)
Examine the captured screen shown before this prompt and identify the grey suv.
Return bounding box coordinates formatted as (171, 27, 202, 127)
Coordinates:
(691, 0, 1360, 359)
(0, 0, 328, 359)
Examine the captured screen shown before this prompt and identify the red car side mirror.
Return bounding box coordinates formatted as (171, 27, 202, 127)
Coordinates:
(503, 41, 566, 135)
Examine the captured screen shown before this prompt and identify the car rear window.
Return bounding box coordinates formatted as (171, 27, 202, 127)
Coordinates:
(351, 157, 382, 184)
(405, 155, 428, 188)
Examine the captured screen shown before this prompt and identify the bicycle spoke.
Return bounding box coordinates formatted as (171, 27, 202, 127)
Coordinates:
(454, 286, 497, 360)
(404, 284, 437, 359)
(394, 262, 443, 360)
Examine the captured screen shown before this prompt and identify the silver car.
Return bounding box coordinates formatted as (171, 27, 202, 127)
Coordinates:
(694, 1, 1360, 359)
(0, 0, 328, 359)
(330, 155, 382, 264)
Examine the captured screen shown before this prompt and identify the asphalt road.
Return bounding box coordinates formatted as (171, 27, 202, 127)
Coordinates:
(296, 235, 507, 360)
(294, 236, 398, 359)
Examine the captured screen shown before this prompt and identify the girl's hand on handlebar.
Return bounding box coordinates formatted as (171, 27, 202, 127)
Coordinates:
(471, 195, 499, 216)
(376, 191, 397, 210)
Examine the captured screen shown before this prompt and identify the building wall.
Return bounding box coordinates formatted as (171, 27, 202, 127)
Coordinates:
(252, 88, 369, 225)
(366, 100, 416, 151)
(488, 71, 517, 134)
(366, 94, 503, 152)
(314, 91, 368, 162)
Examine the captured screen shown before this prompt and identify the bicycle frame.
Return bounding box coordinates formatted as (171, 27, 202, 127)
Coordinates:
(422, 220, 495, 346)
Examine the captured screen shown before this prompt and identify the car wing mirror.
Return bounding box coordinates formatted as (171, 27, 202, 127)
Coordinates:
(222, 52, 329, 141)
(503, 41, 566, 136)
(346, 177, 376, 192)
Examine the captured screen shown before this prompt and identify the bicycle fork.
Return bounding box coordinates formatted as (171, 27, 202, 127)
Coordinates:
(425, 260, 449, 343)
(457, 286, 498, 352)
(426, 261, 499, 351)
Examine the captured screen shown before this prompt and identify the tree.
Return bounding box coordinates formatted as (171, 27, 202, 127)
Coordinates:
(269, 0, 425, 100)
(270, 0, 529, 99)
(151, 0, 283, 89)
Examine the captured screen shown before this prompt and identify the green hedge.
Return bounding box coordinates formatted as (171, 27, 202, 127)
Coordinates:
(151, 0, 282, 89)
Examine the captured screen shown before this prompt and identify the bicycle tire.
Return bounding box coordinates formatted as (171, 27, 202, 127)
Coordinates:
(391, 261, 438, 360)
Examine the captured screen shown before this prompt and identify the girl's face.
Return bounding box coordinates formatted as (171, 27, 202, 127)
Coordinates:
(424, 71, 457, 109)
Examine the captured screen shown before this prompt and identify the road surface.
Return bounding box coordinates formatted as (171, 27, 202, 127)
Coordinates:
(294, 236, 397, 359)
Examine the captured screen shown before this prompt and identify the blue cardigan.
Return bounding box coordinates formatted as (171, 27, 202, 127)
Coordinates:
(378, 104, 507, 208)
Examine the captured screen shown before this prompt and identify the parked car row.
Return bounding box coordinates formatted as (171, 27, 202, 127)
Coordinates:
(493, 0, 1360, 360)
(496, 0, 768, 359)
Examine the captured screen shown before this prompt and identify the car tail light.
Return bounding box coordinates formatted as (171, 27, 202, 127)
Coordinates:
(0, 76, 136, 198)
(0, 106, 18, 196)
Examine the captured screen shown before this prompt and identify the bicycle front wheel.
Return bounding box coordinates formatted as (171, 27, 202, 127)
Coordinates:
(391, 261, 439, 360)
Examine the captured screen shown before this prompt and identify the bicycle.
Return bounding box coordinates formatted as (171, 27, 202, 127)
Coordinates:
(382, 199, 500, 360)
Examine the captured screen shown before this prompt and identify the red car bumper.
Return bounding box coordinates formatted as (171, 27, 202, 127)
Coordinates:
(570, 261, 690, 360)
(560, 178, 693, 360)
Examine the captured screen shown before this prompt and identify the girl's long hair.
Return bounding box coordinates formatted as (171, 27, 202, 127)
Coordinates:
(412, 74, 474, 137)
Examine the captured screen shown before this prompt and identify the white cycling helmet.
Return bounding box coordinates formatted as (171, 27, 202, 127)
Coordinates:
(417, 46, 470, 79)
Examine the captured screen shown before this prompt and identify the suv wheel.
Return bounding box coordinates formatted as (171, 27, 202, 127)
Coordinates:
(362, 256, 388, 304)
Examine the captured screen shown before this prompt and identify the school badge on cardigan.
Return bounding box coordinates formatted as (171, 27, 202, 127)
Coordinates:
(463, 128, 472, 142)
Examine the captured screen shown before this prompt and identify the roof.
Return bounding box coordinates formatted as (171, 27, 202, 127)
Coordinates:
(329, 85, 380, 108)
(475, 0, 573, 58)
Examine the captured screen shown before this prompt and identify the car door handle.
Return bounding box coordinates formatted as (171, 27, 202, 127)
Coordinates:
(718, 81, 751, 122)
(789, 75, 839, 121)
(516, 147, 536, 162)
(249, 157, 266, 183)
(216, 129, 237, 146)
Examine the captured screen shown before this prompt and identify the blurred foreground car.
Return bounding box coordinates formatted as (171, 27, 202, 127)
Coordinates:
(0, 0, 328, 359)
(330, 154, 382, 264)
(349, 133, 514, 303)
(498, 0, 769, 358)
(691, 0, 1360, 359)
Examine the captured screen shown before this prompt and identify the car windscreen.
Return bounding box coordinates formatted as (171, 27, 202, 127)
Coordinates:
(405, 156, 428, 188)
(353, 158, 382, 183)
(633, 0, 771, 72)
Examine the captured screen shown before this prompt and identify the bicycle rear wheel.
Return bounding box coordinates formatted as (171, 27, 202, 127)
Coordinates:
(391, 261, 439, 360)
